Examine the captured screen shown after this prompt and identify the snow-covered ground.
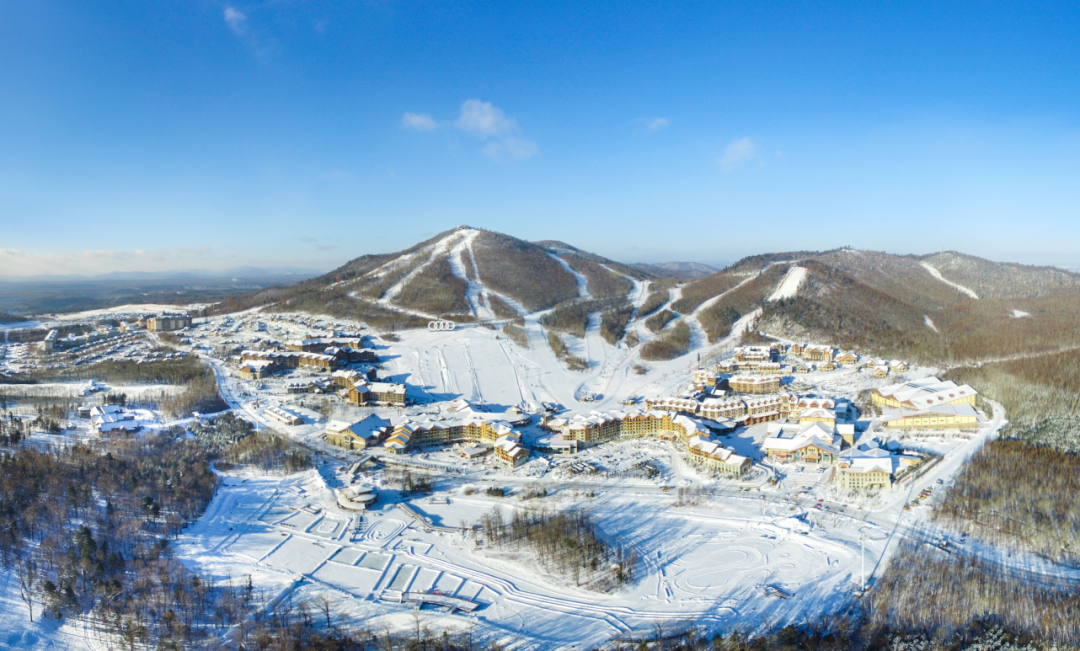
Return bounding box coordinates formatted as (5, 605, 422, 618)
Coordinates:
(0, 295, 1033, 649)
(174, 461, 888, 649)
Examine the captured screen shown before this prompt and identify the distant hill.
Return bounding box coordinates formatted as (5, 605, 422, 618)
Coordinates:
(756, 249, 1080, 363)
(630, 262, 719, 279)
(215, 227, 657, 330)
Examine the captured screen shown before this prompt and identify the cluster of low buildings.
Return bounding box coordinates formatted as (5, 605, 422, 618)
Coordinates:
(758, 398, 926, 491)
(544, 410, 751, 477)
(714, 344, 909, 378)
(323, 401, 533, 468)
(647, 388, 853, 428)
(85, 404, 159, 433)
(40, 325, 125, 353)
(235, 337, 408, 406)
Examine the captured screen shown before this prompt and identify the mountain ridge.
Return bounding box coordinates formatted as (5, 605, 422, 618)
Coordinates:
(213, 231, 1080, 364)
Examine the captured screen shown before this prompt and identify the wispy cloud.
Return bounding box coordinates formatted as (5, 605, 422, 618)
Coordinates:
(224, 6, 247, 36)
(296, 236, 337, 252)
(719, 137, 758, 172)
(402, 99, 537, 161)
(401, 112, 439, 131)
(643, 117, 670, 132)
(482, 137, 539, 161)
(222, 6, 276, 58)
(454, 100, 517, 138)
(455, 99, 536, 160)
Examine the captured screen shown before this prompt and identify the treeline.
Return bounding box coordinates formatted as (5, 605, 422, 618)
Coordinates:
(487, 294, 520, 320)
(869, 538, 1080, 645)
(479, 507, 635, 588)
(16, 357, 227, 418)
(560, 255, 634, 299)
(541, 299, 597, 337)
(935, 440, 1080, 565)
(639, 287, 672, 318)
(600, 302, 635, 345)
(500, 322, 529, 348)
(546, 331, 589, 372)
(640, 320, 691, 361)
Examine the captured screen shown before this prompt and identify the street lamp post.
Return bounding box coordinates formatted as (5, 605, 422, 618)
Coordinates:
(860, 534, 866, 592)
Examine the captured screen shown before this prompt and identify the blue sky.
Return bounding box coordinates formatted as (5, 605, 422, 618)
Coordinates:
(2, 1, 1080, 276)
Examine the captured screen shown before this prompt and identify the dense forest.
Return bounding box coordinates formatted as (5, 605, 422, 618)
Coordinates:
(18, 356, 228, 417)
(0, 411, 318, 649)
(869, 538, 1080, 645)
(935, 440, 1080, 565)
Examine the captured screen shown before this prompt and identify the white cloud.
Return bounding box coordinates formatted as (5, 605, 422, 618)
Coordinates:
(402, 99, 537, 161)
(719, 137, 758, 171)
(644, 117, 670, 131)
(224, 7, 247, 35)
(482, 136, 538, 161)
(401, 112, 439, 131)
(454, 100, 517, 139)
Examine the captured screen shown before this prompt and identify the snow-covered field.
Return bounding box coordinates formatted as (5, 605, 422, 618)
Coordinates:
(175, 463, 889, 649)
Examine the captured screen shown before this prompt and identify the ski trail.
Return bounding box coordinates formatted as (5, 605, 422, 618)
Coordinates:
(599, 264, 647, 309)
(924, 315, 939, 332)
(920, 262, 979, 299)
(549, 254, 591, 298)
(447, 230, 492, 319)
(767, 266, 807, 301)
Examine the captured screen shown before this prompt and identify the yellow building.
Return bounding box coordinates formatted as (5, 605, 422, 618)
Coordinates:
(728, 375, 782, 394)
(802, 345, 834, 362)
(836, 464, 892, 490)
(881, 404, 979, 430)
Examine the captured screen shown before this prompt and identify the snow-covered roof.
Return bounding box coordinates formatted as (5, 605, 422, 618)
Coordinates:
(762, 422, 841, 455)
(874, 378, 978, 409)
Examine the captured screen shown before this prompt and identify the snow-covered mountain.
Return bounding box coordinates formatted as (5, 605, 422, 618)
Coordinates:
(217, 230, 1080, 365)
